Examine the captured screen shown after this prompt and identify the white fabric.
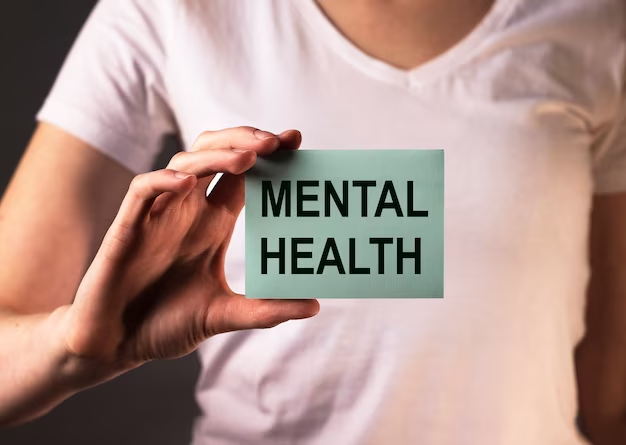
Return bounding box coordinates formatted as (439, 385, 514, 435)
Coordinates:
(36, 0, 626, 443)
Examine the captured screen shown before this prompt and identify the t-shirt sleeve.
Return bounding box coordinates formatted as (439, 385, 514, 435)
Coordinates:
(35, 0, 175, 174)
(592, 73, 626, 195)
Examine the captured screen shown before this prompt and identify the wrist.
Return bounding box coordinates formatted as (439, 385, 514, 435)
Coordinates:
(0, 306, 117, 426)
(44, 305, 129, 393)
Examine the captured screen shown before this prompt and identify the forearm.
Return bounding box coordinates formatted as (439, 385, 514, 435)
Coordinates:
(0, 305, 108, 426)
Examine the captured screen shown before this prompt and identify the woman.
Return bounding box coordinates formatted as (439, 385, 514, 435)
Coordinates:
(0, 0, 625, 443)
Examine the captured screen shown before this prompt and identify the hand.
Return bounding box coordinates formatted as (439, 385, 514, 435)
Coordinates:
(59, 127, 319, 377)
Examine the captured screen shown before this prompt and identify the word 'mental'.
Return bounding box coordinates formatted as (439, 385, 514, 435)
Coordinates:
(262, 180, 429, 218)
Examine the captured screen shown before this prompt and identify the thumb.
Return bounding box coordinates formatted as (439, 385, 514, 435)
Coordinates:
(207, 294, 320, 335)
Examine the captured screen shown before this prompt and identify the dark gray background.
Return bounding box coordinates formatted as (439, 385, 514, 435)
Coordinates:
(0, 2, 201, 444)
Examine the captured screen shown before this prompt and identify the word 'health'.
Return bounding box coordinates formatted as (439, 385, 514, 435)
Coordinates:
(261, 237, 422, 275)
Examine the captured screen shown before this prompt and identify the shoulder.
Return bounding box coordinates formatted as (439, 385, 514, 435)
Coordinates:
(487, 0, 626, 123)
(502, 0, 625, 39)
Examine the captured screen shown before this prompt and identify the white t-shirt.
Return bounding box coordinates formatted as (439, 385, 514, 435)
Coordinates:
(37, 0, 626, 443)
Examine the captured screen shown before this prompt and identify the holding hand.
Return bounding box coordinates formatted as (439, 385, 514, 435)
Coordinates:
(60, 127, 319, 378)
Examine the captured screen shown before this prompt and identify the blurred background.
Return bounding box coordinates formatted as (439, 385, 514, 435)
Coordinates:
(0, 1, 201, 444)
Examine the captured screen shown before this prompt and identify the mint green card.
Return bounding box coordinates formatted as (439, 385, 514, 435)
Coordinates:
(245, 150, 444, 299)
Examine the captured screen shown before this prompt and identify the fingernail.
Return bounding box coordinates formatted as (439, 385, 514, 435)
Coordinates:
(279, 129, 299, 137)
(253, 129, 275, 140)
(174, 171, 192, 179)
(233, 149, 252, 153)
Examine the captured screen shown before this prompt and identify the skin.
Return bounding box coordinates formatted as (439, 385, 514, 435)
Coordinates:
(576, 194, 626, 445)
(0, 124, 319, 426)
(0, 1, 623, 443)
(316, 0, 496, 70)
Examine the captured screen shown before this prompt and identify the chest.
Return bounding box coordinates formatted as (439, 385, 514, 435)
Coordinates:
(163, 0, 616, 258)
(314, 0, 497, 70)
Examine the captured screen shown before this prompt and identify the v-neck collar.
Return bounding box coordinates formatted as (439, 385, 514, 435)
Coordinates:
(293, 0, 518, 90)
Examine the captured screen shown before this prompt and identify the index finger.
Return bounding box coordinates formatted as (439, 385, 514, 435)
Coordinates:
(206, 129, 302, 217)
